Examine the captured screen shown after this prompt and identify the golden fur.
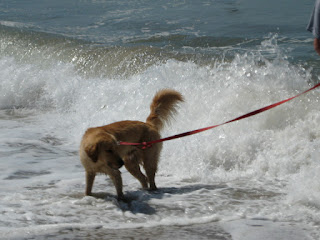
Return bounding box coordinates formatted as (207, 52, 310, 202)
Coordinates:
(79, 89, 183, 200)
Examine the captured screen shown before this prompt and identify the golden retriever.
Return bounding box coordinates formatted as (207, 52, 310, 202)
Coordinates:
(79, 89, 183, 200)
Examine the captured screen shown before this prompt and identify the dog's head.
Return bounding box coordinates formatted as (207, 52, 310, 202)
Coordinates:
(104, 148, 124, 170)
(102, 133, 124, 170)
(84, 131, 124, 169)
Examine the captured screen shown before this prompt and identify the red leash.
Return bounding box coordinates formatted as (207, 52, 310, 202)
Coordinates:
(119, 83, 320, 149)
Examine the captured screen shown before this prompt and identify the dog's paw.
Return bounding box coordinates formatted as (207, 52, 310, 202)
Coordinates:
(148, 186, 158, 191)
(117, 195, 129, 203)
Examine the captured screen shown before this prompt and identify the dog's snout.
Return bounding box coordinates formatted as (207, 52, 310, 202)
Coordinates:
(107, 157, 124, 170)
(118, 158, 124, 168)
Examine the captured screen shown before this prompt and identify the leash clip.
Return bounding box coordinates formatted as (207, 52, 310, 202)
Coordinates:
(141, 142, 153, 149)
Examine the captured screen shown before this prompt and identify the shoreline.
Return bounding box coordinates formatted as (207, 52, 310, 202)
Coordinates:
(2, 219, 314, 240)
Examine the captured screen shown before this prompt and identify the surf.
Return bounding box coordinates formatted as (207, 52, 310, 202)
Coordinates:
(0, 25, 319, 239)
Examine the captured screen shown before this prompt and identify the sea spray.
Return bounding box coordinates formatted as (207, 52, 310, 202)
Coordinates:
(0, 28, 319, 239)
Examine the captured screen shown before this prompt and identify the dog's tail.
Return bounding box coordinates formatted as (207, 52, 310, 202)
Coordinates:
(146, 89, 184, 131)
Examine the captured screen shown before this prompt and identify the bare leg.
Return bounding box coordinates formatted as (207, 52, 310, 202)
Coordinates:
(85, 171, 96, 195)
(124, 150, 148, 189)
(108, 169, 124, 200)
(144, 163, 157, 190)
(143, 147, 160, 191)
(125, 161, 148, 189)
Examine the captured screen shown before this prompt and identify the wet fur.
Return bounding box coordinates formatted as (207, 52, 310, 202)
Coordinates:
(79, 89, 183, 200)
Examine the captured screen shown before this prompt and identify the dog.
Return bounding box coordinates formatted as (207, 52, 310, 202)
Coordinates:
(79, 89, 183, 200)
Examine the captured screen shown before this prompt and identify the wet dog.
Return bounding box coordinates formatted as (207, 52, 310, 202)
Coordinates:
(79, 89, 183, 200)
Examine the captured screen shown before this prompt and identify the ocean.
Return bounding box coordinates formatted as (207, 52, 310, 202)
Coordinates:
(0, 0, 320, 239)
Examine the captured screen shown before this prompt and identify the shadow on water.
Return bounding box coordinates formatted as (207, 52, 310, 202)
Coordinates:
(90, 183, 227, 215)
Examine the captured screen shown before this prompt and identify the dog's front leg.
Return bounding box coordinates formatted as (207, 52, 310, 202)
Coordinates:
(85, 171, 96, 196)
(108, 169, 124, 200)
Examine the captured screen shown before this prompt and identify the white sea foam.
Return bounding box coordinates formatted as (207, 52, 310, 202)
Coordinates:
(0, 21, 32, 28)
(0, 38, 319, 239)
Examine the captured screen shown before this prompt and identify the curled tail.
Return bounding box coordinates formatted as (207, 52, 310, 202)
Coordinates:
(146, 89, 184, 131)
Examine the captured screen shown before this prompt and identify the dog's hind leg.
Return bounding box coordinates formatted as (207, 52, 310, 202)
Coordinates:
(124, 150, 148, 189)
(144, 160, 158, 191)
(85, 171, 96, 196)
(143, 146, 161, 191)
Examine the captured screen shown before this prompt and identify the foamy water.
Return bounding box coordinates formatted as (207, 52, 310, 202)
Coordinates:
(1, 1, 320, 239)
(0, 34, 319, 239)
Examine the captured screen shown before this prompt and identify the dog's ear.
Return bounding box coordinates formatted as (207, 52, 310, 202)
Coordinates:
(84, 133, 117, 163)
(85, 144, 99, 162)
(107, 133, 118, 146)
(104, 133, 118, 151)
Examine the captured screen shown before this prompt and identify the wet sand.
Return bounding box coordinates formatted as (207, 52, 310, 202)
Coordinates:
(23, 223, 231, 240)
(19, 219, 314, 240)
